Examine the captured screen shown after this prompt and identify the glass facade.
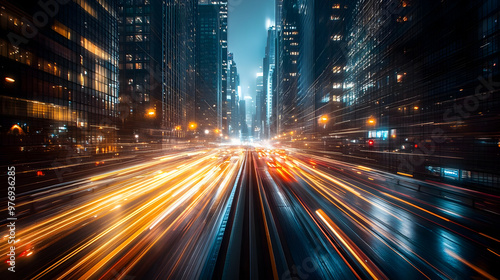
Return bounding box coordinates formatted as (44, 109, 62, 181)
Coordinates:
(196, 3, 221, 133)
(275, 0, 300, 136)
(0, 0, 119, 163)
(163, 0, 197, 138)
(277, 0, 500, 186)
(227, 53, 240, 138)
(118, 0, 163, 140)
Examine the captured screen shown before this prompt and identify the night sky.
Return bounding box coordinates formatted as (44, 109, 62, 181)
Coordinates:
(228, 0, 275, 98)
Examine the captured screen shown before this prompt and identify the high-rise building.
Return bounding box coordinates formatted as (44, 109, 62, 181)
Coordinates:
(218, 1, 228, 136)
(239, 99, 248, 139)
(196, 0, 227, 138)
(227, 53, 240, 137)
(163, 0, 197, 138)
(118, 0, 163, 140)
(313, 1, 348, 134)
(297, 0, 349, 135)
(0, 0, 119, 162)
(262, 26, 276, 140)
(336, 0, 500, 185)
(275, 0, 300, 137)
(196, 3, 220, 133)
(255, 72, 264, 140)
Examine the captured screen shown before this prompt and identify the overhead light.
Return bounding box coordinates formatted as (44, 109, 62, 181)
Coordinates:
(5, 77, 15, 83)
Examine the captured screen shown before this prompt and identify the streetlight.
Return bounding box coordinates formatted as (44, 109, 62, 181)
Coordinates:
(319, 115, 329, 131)
(188, 122, 197, 130)
(367, 116, 376, 125)
(147, 109, 156, 117)
(5, 77, 15, 83)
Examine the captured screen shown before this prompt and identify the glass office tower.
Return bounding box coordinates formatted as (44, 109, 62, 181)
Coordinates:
(0, 0, 119, 163)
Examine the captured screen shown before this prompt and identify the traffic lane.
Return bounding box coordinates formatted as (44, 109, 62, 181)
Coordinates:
(294, 151, 500, 234)
(284, 156, 500, 279)
(1, 149, 214, 221)
(8, 147, 207, 194)
(254, 153, 361, 280)
(292, 154, 500, 252)
(0, 149, 244, 279)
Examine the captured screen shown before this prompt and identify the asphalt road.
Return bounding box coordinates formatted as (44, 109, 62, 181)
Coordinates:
(1, 147, 499, 279)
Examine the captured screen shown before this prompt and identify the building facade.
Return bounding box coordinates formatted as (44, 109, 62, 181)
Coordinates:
(275, 0, 300, 137)
(196, 3, 220, 134)
(0, 0, 119, 162)
(262, 26, 276, 140)
(227, 53, 240, 137)
(163, 0, 197, 138)
(117, 0, 163, 140)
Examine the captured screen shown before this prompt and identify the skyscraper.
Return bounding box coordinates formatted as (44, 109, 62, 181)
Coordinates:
(227, 53, 240, 137)
(275, 0, 300, 137)
(255, 72, 264, 140)
(0, 0, 119, 162)
(338, 0, 499, 185)
(196, 3, 221, 133)
(118, 0, 163, 140)
(196, 0, 227, 138)
(297, 0, 349, 135)
(163, 0, 197, 138)
(262, 26, 276, 140)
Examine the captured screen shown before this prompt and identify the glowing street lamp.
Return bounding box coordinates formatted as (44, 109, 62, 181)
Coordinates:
(5, 77, 15, 83)
(367, 117, 376, 125)
(319, 115, 329, 123)
(147, 109, 156, 117)
(188, 122, 197, 130)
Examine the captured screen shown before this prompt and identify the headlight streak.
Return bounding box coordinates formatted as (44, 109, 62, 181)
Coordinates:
(444, 248, 497, 280)
(316, 209, 385, 280)
(50, 164, 218, 279)
(97, 158, 243, 280)
(283, 156, 452, 279)
(10, 149, 241, 279)
(292, 155, 499, 246)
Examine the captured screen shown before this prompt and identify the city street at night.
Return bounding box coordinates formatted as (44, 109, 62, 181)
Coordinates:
(1, 0, 500, 279)
(1, 147, 499, 279)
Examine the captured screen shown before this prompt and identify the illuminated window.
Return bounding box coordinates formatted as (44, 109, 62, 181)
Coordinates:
(332, 83, 342, 89)
(330, 15, 340, 20)
(74, 0, 97, 18)
(135, 35, 143, 42)
(135, 63, 142, 69)
(135, 17, 143, 24)
(332, 66, 342, 73)
(332, 35, 342, 41)
(52, 21, 71, 39)
(126, 54, 133, 61)
(332, 4, 340, 9)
